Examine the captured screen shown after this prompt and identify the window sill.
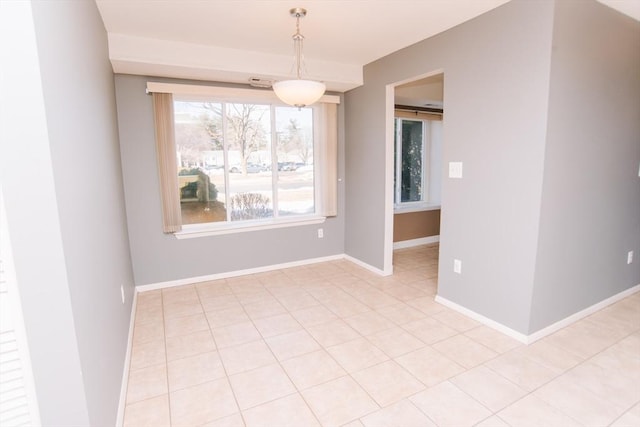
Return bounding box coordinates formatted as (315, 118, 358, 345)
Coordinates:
(394, 204, 441, 214)
(174, 215, 326, 239)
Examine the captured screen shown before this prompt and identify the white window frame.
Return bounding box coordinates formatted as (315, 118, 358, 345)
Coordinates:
(147, 82, 339, 238)
(393, 116, 441, 213)
(176, 100, 321, 236)
(394, 117, 427, 208)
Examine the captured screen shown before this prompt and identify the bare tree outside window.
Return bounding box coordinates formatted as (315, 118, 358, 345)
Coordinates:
(226, 103, 269, 175)
(275, 107, 314, 216)
(173, 99, 315, 225)
(201, 103, 224, 151)
(175, 114, 218, 168)
(279, 118, 312, 165)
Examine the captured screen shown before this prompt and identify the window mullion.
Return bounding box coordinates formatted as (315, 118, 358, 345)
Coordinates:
(312, 106, 319, 214)
(269, 105, 278, 217)
(170, 93, 323, 230)
(395, 118, 402, 206)
(422, 120, 429, 203)
(222, 102, 231, 222)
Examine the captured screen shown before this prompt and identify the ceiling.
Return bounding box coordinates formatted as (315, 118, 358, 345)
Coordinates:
(395, 74, 444, 109)
(95, 0, 640, 93)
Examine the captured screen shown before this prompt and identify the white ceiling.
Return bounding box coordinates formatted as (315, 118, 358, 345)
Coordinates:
(395, 73, 444, 108)
(95, 0, 640, 92)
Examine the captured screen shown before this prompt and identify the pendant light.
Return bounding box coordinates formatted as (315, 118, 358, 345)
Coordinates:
(272, 8, 326, 108)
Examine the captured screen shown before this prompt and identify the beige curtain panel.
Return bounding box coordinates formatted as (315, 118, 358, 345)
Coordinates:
(152, 92, 182, 233)
(316, 103, 338, 217)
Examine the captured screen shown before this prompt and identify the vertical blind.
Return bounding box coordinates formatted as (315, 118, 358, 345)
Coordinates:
(152, 93, 183, 233)
(316, 102, 338, 217)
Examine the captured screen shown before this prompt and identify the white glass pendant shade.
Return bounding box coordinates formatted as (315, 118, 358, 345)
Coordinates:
(273, 8, 326, 108)
(273, 79, 326, 108)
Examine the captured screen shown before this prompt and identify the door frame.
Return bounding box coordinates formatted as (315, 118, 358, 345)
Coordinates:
(383, 69, 445, 272)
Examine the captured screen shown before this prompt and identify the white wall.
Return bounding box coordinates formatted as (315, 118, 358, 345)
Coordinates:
(429, 121, 443, 205)
(0, 1, 90, 423)
(345, 0, 555, 333)
(530, 0, 640, 332)
(0, 1, 135, 424)
(345, 0, 639, 335)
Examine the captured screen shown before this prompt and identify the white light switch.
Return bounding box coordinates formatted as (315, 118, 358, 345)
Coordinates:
(449, 162, 463, 178)
(453, 259, 462, 274)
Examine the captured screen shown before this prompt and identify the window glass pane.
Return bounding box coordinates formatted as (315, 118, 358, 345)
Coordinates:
(174, 101, 227, 224)
(225, 103, 274, 221)
(394, 118, 399, 205)
(401, 120, 423, 203)
(275, 107, 314, 216)
(173, 97, 320, 227)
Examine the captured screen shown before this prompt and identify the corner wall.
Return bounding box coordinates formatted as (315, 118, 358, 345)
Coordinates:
(530, 0, 640, 332)
(1, 1, 135, 424)
(114, 75, 346, 286)
(345, 0, 555, 333)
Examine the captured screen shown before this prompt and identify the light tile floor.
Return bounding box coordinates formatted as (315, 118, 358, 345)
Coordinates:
(124, 244, 640, 427)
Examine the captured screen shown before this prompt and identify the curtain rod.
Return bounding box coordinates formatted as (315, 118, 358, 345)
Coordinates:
(394, 104, 443, 115)
(146, 81, 341, 104)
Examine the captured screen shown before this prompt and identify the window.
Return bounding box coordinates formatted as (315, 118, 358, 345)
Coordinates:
(174, 101, 315, 224)
(149, 83, 338, 236)
(394, 116, 442, 210)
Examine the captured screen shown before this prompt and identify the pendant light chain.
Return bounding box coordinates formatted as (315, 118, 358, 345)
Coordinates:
(293, 10, 304, 80)
(272, 7, 326, 108)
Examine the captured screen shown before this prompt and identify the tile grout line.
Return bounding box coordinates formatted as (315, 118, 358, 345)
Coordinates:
(195, 278, 248, 426)
(259, 267, 352, 427)
(124, 245, 638, 426)
(159, 289, 172, 427)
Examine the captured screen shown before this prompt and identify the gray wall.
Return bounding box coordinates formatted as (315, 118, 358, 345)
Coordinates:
(1, 1, 135, 424)
(530, 0, 640, 332)
(345, 0, 639, 335)
(345, 0, 555, 333)
(344, 71, 388, 268)
(115, 75, 346, 286)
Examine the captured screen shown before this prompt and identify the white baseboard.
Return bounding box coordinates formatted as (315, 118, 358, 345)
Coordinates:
(436, 283, 640, 345)
(122, 252, 389, 418)
(393, 235, 439, 250)
(136, 254, 346, 292)
(435, 295, 529, 344)
(116, 290, 138, 427)
(120, 247, 638, 424)
(526, 283, 640, 343)
(137, 252, 399, 293)
(343, 254, 392, 276)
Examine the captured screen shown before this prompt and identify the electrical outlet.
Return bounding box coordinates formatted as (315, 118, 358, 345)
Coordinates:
(120, 284, 125, 304)
(449, 162, 463, 178)
(628, 251, 634, 265)
(318, 228, 324, 238)
(453, 259, 462, 274)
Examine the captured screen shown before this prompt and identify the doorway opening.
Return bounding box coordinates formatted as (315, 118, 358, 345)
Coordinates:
(384, 71, 444, 276)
